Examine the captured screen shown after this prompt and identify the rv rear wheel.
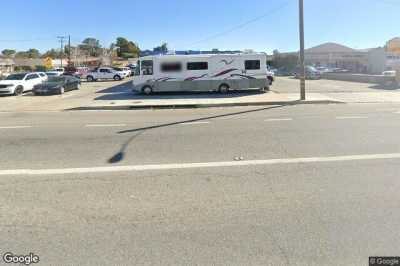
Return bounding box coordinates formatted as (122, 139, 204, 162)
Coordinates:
(142, 86, 153, 95)
(218, 84, 230, 93)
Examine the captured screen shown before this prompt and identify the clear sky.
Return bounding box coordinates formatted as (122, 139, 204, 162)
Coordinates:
(0, 0, 398, 53)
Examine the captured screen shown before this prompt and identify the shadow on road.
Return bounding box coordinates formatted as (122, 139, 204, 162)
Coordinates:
(108, 104, 287, 164)
(368, 83, 400, 91)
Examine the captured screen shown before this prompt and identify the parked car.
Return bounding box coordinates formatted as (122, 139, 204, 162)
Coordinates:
(51, 68, 65, 74)
(46, 71, 63, 77)
(127, 64, 137, 74)
(35, 72, 48, 82)
(294, 66, 322, 80)
(383, 70, 396, 76)
(85, 67, 126, 81)
(316, 66, 331, 73)
(64, 66, 89, 78)
(32, 76, 80, 95)
(113, 67, 131, 78)
(0, 72, 44, 95)
(275, 67, 292, 76)
(266, 67, 275, 85)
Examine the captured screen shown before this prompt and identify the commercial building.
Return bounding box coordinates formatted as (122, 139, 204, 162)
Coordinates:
(273, 38, 400, 74)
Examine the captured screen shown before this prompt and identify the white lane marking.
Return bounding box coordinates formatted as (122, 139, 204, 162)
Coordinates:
(0, 126, 32, 129)
(335, 116, 368, 120)
(393, 111, 400, 114)
(181, 121, 210, 125)
(85, 124, 127, 127)
(265, 118, 293, 122)
(2, 153, 400, 176)
(217, 116, 246, 120)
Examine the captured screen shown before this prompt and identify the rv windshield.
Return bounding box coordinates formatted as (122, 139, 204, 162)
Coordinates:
(135, 61, 140, 76)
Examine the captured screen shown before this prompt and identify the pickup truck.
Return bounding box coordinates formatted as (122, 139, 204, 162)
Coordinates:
(85, 67, 126, 82)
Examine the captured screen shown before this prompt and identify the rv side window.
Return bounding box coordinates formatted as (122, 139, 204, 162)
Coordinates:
(245, 60, 261, 70)
(161, 62, 182, 73)
(187, 62, 208, 70)
(142, 60, 153, 75)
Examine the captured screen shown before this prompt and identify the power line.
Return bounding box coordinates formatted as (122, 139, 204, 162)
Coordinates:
(0, 37, 55, 43)
(187, 0, 293, 47)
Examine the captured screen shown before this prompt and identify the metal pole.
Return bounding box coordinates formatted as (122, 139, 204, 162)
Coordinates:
(57, 36, 65, 68)
(299, 0, 306, 100)
(68, 35, 71, 65)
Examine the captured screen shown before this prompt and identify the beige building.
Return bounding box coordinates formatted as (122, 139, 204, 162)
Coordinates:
(304, 43, 369, 73)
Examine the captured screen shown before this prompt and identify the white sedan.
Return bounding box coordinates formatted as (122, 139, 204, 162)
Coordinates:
(0, 72, 44, 96)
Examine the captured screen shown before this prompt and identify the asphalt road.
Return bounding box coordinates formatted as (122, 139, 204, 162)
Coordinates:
(1, 104, 400, 265)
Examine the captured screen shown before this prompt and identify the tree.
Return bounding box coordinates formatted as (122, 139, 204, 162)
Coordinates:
(271, 51, 298, 71)
(153, 43, 168, 53)
(14, 48, 40, 58)
(114, 37, 140, 59)
(79, 38, 102, 57)
(1, 49, 16, 57)
(26, 49, 40, 58)
(41, 48, 61, 59)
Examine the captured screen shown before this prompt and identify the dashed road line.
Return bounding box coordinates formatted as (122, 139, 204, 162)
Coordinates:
(181, 121, 210, 125)
(0, 126, 33, 129)
(85, 124, 127, 127)
(335, 116, 368, 120)
(264, 118, 293, 122)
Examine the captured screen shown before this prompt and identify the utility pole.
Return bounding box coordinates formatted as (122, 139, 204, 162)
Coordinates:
(68, 35, 71, 65)
(57, 36, 67, 68)
(299, 0, 306, 100)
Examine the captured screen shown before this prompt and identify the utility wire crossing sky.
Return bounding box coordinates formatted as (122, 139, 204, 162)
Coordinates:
(0, 0, 398, 53)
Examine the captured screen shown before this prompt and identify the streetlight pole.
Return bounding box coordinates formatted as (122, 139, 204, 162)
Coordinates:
(299, 0, 306, 100)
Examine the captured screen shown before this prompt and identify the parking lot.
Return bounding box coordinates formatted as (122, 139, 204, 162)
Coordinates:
(1, 76, 400, 112)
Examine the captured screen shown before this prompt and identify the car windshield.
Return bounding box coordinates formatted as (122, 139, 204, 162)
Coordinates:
(46, 72, 57, 76)
(5, 73, 26, 80)
(113, 67, 122, 71)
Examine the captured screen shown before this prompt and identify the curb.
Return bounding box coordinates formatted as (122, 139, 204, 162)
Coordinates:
(67, 99, 344, 111)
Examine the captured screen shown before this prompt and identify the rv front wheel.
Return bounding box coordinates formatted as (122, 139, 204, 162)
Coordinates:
(142, 86, 153, 95)
(218, 84, 230, 93)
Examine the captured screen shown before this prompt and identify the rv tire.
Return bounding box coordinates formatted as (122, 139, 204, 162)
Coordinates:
(142, 86, 153, 95)
(218, 84, 230, 93)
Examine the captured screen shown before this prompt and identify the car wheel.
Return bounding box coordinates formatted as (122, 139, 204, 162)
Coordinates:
(87, 76, 94, 82)
(142, 86, 153, 95)
(113, 75, 122, 81)
(14, 86, 24, 96)
(218, 84, 230, 93)
(58, 87, 65, 95)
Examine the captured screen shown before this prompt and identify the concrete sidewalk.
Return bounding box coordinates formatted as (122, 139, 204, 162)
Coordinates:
(70, 91, 342, 110)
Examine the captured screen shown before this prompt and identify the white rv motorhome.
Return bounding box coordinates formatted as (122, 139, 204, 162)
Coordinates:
(132, 53, 269, 94)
